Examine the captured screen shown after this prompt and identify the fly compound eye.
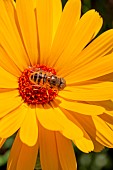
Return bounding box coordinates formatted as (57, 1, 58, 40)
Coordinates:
(50, 75, 57, 85)
(59, 78, 66, 90)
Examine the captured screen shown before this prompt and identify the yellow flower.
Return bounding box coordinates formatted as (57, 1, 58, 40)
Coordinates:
(1, 0, 113, 169)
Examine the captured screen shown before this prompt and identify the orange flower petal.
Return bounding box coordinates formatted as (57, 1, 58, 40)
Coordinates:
(16, 0, 39, 65)
(66, 53, 113, 83)
(60, 29, 113, 78)
(93, 16, 103, 38)
(56, 97, 105, 115)
(99, 113, 113, 132)
(7, 132, 38, 170)
(56, 9, 102, 73)
(0, 90, 23, 118)
(74, 29, 113, 69)
(0, 66, 18, 88)
(56, 132, 77, 170)
(0, 47, 21, 77)
(75, 114, 113, 148)
(62, 30, 113, 78)
(0, 0, 30, 72)
(48, 0, 81, 67)
(36, 103, 84, 140)
(0, 104, 27, 138)
(3, 0, 16, 29)
(7, 133, 22, 170)
(51, 0, 62, 41)
(92, 138, 104, 152)
(91, 116, 113, 147)
(36, 0, 62, 64)
(19, 106, 38, 146)
(59, 82, 113, 101)
(63, 108, 94, 153)
(39, 124, 61, 170)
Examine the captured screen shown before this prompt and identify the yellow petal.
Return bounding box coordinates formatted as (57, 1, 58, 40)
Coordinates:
(93, 16, 103, 38)
(56, 132, 77, 170)
(0, 66, 18, 88)
(19, 106, 38, 146)
(48, 0, 81, 67)
(36, 103, 84, 140)
(0, 89, 19, 99)
(16, 137, 38, 170)
(33, 0, 37, 8)
(59, 82, 113, 101)
(0, 0, 30, 72)
(88, 100, 113, 113)
(0, 138, 6, 148)
(7, 133, 22, 170)
(63, 108, 94, 153)
(0, 104, 27, 138)
(99, 113, 113, 131)
(51, 0, 62, 42)
(7, 132, 38, 170)
(56, 97, 105, 115)
(60, 29, 113, 78)
(0, 47, 21, 77)
(75, 139, 93, 153)
(16, 0, 39, 65)
(39, 124, 60, 170)
(36, 0, 58, 64)
(66, 53, 113, 84)
(92, 116, 113, 147)
(75, 114, 113, 148)
(52, 101, 85, 140)
(56, 10, 102, 72)
(0, 90, 23, 118)
(75, 29, 113, 68)
(3, 0, 16, 28)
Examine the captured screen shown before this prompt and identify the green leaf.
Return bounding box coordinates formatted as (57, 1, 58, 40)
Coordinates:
(0, 150, 10, 166)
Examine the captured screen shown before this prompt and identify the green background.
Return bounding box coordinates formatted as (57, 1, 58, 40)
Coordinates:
(0, 0, 113, 169)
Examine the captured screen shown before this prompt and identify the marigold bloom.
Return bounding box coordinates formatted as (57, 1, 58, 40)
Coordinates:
(1, 0, 113, 169)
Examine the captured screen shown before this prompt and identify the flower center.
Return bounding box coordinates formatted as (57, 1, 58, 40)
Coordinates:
(18, 65, 66, 105)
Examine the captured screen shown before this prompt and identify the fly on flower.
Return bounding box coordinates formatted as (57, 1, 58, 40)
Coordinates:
(29, 68, 66, 90)
(1, 0, 113, 170)
(19, 64, 66, 104)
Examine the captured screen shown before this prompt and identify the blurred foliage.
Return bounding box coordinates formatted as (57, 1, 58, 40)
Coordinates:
(0, 137, 14, 170)
(1, 0, 113, 170)
(74, 145, 113, 170)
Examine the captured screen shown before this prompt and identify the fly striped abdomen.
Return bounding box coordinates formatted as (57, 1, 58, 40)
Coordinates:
(29, 70, 66, 90)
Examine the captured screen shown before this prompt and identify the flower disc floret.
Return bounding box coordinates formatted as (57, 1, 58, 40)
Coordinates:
(18, 65, 58, 105)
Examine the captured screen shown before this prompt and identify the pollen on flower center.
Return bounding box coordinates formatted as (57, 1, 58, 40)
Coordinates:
(18, 65, 66, 105)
